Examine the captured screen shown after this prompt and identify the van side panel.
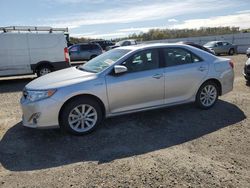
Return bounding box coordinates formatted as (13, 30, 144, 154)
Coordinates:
(28, 34, 67, 66)
(0, 33, 32, 76)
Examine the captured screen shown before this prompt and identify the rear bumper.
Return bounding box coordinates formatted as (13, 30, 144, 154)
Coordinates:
(221, 69, 234, 95)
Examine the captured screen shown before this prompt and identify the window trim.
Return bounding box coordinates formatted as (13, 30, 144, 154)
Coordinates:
(161, 47, 203, 68)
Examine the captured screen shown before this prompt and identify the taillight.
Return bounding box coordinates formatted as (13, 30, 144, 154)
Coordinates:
(229, 60, 234, 69)
(64, 47, 70, 63)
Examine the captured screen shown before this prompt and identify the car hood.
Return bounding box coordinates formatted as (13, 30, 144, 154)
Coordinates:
(25, 67, 97, 90)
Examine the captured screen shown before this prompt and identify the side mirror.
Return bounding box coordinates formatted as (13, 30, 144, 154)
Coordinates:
(114, 65, 127, 74)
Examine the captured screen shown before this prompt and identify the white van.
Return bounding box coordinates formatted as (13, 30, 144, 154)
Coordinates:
(0, 26, 71, 77)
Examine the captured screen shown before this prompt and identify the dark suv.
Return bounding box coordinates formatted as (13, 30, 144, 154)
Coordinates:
(69, 43, 103, 61)
(90, 40, 114, 51)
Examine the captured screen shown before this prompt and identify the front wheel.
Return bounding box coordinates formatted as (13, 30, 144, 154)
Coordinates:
(59, 98, 103, 135)
(228, 48, 235, 56)
(196, 82, 219, 109)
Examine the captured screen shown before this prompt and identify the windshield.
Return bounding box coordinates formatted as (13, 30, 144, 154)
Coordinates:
(204, 42, 216, 47)
(79, 49, 130, 73)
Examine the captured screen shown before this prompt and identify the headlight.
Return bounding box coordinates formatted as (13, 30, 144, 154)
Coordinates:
(25, 89, 56, 102)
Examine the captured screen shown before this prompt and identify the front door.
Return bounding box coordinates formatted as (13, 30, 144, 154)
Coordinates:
(106, 49, 165, 114)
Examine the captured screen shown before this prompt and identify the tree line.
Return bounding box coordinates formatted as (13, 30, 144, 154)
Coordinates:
(70, 26, 244, 43)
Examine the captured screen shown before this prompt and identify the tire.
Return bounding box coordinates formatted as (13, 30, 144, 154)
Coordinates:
(59, 97, 103, 135)
(245, 76, 250, 82)
(196, 81, 219, 109)
(37, 65, 52, 77)
(228, 48, 235, 56)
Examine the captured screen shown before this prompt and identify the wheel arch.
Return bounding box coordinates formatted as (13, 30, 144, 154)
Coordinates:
(58, 94, 106, 124)
(199, 78, 222, 96)
(31, 61, 54, 73)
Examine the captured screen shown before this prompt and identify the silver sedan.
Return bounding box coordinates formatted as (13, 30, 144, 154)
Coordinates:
(204, 41, 237, 56)
(20, 43, 234, 135)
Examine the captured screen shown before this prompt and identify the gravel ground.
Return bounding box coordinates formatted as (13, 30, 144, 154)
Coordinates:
(0, 55, 250, 188)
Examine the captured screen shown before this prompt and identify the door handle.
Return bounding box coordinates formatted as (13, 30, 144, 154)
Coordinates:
(198, 66, 207, 72)
(152, 73, 163, 79)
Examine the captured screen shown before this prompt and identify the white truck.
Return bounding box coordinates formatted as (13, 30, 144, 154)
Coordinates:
(0, 26, 71, 77)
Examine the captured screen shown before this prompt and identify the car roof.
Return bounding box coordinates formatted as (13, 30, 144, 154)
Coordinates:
(118, 43, 197, 50)
(206, 41, 230, 43)
(74, 43, 99, 45)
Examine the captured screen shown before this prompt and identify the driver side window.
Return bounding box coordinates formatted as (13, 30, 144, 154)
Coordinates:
(123, 49, 159, 73)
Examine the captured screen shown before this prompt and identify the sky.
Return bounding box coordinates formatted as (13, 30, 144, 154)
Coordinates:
(1, 0, 250, 39)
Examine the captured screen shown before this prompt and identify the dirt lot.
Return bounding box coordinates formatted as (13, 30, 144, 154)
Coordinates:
(0, 55, 250, 187)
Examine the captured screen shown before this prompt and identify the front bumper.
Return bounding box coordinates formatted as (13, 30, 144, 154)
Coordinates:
(20, 97, 61, 129)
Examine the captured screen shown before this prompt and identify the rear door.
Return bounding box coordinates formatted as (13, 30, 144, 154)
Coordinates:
(162, 47, 209, 104)
(79, 44, 91, 60)
(0, 33, 31, 76)
(69, 45, 81, 61)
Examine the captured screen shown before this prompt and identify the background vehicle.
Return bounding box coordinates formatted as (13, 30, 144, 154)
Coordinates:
(246, 47, 250, 58)
(179, 41, 215, 55)
(90, 40, 114, 51)
(0, 26, 70, 77)
(69, 43, 103, 61)
(243, 58, 250, 82)
(204, 41, 237, 55)
(21, 43, 234, 135)
(110, 39, 137, 49)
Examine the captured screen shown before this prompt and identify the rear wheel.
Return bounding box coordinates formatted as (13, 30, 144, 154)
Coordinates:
(37, 65, 52, 77)
(59, 98, 103, 135)
(196, 81, 219, 109)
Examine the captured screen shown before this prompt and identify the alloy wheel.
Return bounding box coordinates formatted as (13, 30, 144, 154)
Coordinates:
(200, 84, 217, 107)
(68, 104, 98, 133)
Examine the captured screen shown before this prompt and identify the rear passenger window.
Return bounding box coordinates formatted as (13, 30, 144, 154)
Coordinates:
(91, 44, 100, 50)
(163, 48, 202, 67)
(80, 45, 90, 51)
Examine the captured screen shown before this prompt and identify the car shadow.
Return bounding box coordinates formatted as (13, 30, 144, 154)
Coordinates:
(0, 77, 34, 93)
(0, 100, 246, 171)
